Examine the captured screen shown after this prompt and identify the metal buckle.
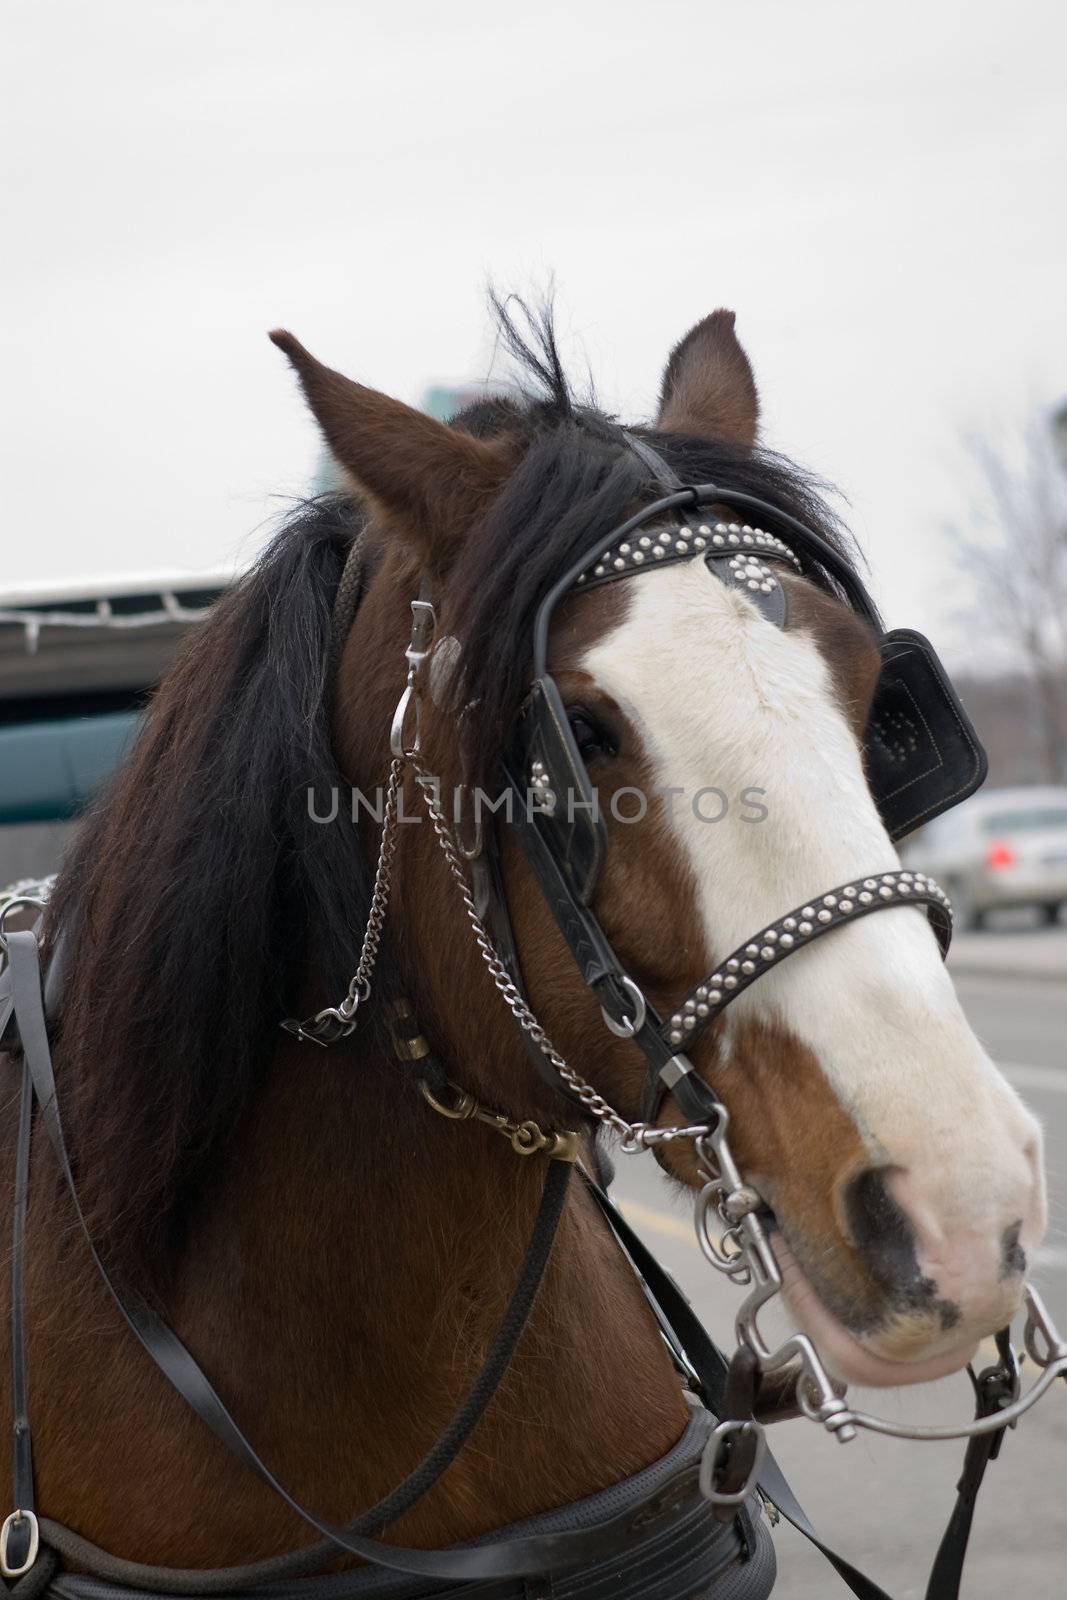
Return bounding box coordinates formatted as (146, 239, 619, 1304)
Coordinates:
(405, 599, 437, 669)
(0, 1510, 40, 1579)
(698, 1419, 767, 1508)
(601, 975, 647, 1038)
(390, 598, 438, 760)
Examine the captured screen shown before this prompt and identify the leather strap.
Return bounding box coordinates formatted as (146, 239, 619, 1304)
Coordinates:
(922, 1351, 1013, 1600)
(4, 1056, 36, 1574)
(500, 760, 723, 1132)
(2, 908, 45, 1580)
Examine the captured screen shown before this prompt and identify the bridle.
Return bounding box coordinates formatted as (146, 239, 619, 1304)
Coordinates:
(286, 457, 1067, 1446)
(1, 455, 1064, 1600)
(284, 460, 1067, 1574)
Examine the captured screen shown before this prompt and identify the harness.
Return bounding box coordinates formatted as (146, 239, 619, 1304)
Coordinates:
(1, 456, 1064, 1600)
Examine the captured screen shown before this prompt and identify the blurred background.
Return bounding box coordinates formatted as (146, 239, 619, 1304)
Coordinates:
(2, 2, 1065, 1594)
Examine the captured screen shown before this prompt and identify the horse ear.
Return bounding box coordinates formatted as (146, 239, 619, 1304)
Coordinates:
(269, 330, 515, 558)
(656, 310, 760, 448)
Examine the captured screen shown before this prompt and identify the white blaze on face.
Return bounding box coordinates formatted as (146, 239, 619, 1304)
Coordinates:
(581, 561, 1045, 1339)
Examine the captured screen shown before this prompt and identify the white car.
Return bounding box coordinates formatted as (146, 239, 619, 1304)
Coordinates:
(902, 786, 1067, 930)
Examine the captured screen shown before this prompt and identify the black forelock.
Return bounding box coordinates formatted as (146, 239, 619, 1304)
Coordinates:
(444, 298, 858, 783)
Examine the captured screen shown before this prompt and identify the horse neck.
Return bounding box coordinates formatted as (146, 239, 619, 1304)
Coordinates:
(154, 555, 691, 1543)
(168, 1024, 690, 1555)
(12, 554, 689, 1564)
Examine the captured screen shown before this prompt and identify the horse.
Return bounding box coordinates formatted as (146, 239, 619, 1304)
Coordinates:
(0, 302, 1047, 1598)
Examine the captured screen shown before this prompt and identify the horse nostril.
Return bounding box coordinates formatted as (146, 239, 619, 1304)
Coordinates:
(844, 1167, 919, 1286)
(1000, 1221, 1027, 1280)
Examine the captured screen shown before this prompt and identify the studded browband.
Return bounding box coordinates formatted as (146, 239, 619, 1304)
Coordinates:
(572, 516, 800, 652)
(660, 869, 952, 1052)
(574, 518, 803, 589)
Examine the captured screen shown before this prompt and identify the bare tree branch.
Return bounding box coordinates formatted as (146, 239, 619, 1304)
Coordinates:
(952, 407, 1067, 781)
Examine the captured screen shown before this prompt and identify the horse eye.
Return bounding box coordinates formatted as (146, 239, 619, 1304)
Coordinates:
(567, 708, 617, 762)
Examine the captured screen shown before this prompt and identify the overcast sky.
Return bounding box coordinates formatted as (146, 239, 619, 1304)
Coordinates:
(4, 0, 1065, 662)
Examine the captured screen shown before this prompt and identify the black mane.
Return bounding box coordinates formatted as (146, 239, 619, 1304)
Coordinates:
(46, 496, 376, 1269)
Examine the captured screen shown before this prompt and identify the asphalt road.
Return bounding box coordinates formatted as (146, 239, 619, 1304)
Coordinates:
(610, 968, 1067, 1599)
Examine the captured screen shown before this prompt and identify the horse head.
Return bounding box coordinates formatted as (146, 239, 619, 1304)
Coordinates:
(273, 309, 1046, 1393)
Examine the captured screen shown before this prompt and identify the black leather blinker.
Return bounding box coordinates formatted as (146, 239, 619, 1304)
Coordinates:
(864, 629, 987, 842)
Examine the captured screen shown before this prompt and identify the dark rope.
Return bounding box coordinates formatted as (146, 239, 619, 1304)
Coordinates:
(326, 534, 368, 686)
(0, 1543, 58, 1600)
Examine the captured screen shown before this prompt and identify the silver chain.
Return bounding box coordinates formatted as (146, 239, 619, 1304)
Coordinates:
(311, 749, 706, 1147)
(306, 594, 708, 1149)
(410, 763, 632, 1138)
(410, 761, 707, 1151)
(336, 758, 403, 1022)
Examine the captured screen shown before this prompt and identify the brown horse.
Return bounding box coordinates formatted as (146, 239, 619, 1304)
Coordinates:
(0, 304, 1046, 1588)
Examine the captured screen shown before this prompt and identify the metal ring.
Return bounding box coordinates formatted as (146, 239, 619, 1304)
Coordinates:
(418, 1080, 477, 1122)
(510, 1120, 546, 1156)
(311, 1006, 357, 1034)
(389, 684, 421, 760)
(600, 976, 647, 1038)
(337, 981, 371, 1020)
(0, 896, 49, 953)
(0, 1510, 40, 1579)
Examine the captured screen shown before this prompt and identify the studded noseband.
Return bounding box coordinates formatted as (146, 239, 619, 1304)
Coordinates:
(660, 870, 951, 1052)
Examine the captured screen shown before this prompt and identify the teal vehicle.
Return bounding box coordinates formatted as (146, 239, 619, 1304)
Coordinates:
(0, 575, 227, 876)
(2, 385, 498, 864)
